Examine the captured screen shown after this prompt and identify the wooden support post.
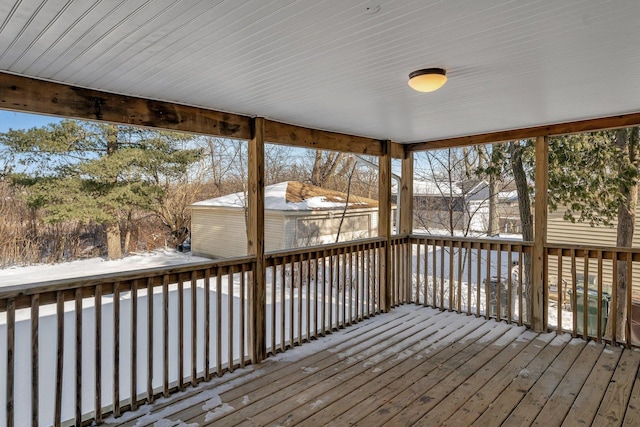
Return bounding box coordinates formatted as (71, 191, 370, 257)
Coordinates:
(400, 151, 414, 301)
(248, 117, 266, 363)
(379, 140, 392, 312)
(533, 136, 549, 332)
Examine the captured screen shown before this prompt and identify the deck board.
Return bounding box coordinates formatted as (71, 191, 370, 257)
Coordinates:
(105, 305, 640, 427)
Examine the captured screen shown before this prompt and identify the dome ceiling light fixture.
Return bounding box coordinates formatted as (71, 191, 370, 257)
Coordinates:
(408, 68, 448, 92)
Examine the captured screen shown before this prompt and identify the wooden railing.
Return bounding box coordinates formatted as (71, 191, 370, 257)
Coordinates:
(546, 244, 640, 347)
(7, 235, 640, 425)
(0, 238, 393, 426)
(264, 238, 385, 355)
(0, 257, 254, 426)
(408, 236, 534, 326)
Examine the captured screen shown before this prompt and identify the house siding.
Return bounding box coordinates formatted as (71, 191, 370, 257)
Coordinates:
(191, 207, 285, 258)
(547, 210, 640, 299)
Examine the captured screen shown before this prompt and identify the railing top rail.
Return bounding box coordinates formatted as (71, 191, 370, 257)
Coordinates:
(409, 234, 534, 246)
(264, 237, 387, 259)
(0, 255, 256, 300)
(545, 243, 640, 254)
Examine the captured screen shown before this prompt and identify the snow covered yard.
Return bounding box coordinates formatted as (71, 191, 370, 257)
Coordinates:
(0, 249, 380, 425)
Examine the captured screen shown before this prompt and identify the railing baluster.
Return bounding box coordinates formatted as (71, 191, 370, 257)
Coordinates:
(467, 242, 472, 315)
(367, 245, 372, 317)
(557, 250, 563, 333)
(54, 292, 64, 426)
(131, 282, 138, 409)
(31, 294, 39, 427)
(348, 249, 353, 324)
(355, 247, 360, 321)
(306, 253, 311, 340)
(145, 278, 153, 404)
(204, 269, 211, 380)
(228, 269, 234, 372)
(271, 264, 276, 355)
(627, 252, 633, 347)
(497, 243, 502, 321)
(457, 241, 463, 312)
(612, 253, 618, 345)
(298, 254, 304, 343)
(583, 250, 589, 340)
(329, 251, 334, 332)
(597, 251, 603, 343)
(485, 244, 491, 320)
(192, 271, 198, 383)
(178, 276, 184, 389)
(518, 249, 524, 325)
(216, 269, 222, 376)
(422, 240, 428, 307)
(282, 257, 287, 346)
(289, 256, 295, 344)
(416, 241, 421, 306)
(240, 264, 246, 368)
(162, 275, 169, 397)
(96, 284, 103, 420)
(341, 250, 346, 328)
(7, 298, 15, 427)
(571, 249, 577, 338)
(507, 245, 512, 323)
(113, 282, 120, 417)
(449, 240, 454, 311)
(476, 242, 481, 317)
(314, 256, 319, 338)
(75, 287, 83, 424)
(433, 239, 437, 309)
(360, 246, 365, 318)
(440, 240, 445, 310)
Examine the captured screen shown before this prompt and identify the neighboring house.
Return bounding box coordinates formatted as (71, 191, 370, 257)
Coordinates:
(547, 208, 640, 302)
(190, 181, 380, 259)
(468, 189, 522, 234)
(394, 179, 488, 233)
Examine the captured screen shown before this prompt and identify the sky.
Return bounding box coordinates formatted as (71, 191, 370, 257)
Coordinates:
(0, 109, 61, 132)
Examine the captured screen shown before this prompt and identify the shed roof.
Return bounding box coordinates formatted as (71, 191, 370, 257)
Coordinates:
(192, 181, 378, 211)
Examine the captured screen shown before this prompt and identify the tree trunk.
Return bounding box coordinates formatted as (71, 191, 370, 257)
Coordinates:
(510, 141, 534, 322)
(123, 229, 131, 255)
(488, 174, 500, 236)
(105, 125, 123, 259)
(106, 222, 122, 260)
(610, 128, 638, 342)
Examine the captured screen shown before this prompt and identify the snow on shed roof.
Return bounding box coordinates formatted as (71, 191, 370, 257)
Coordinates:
(191, 181, 379, 211)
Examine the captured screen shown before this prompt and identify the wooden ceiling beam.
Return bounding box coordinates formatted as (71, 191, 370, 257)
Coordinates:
(406, 111, 640, 151)
(0, 72, 401, 157)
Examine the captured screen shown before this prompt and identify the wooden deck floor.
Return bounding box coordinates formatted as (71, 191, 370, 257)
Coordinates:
(107, 306, 640, 426)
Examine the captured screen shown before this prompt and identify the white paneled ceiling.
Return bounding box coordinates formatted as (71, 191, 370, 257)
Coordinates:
(1, 0, 640, 143)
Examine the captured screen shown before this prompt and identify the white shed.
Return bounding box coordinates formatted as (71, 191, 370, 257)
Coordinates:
(190, 181, 380, 259)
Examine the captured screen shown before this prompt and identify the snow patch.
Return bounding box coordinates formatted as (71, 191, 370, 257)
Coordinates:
(372, 367, 382, 373)
(152, 420, 198, 427)
(519, 369, 530, 378)
(302, 366, 319, 374)
(242, 395, 250, 405)
(204, 403, 235, 422)
(202, 395, 222, 411)
(310, 399, 324, 409)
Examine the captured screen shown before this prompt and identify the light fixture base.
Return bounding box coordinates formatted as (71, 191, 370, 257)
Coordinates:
(408, 68, 447, 92)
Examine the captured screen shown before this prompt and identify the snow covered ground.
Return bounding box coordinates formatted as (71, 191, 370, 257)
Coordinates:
(0, 249, 212, 287)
